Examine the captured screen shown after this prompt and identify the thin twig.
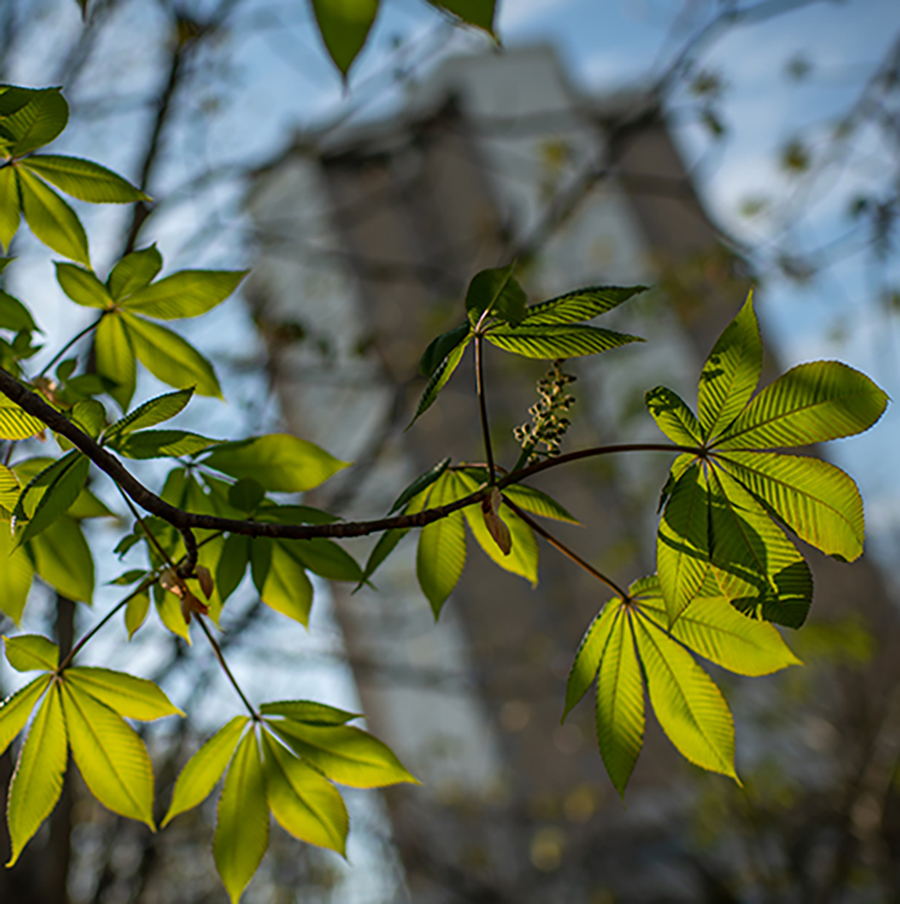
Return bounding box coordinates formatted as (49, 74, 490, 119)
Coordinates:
(474, 334, 495, 482)
(37, 316, 103, 379)
(196, 615, 257, 718)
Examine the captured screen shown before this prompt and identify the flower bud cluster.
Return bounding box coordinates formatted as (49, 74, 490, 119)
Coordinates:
(514, 359, 576, 465)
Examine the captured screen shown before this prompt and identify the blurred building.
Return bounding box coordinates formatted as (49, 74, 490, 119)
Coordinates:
(247, 45, 900, 903)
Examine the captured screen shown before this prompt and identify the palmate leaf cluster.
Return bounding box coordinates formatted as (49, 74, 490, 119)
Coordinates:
(0, 13, 892, 898)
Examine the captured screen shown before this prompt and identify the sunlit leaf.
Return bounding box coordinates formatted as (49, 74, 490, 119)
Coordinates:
(94, 312, 136, 410)
(291, 538, 362, 583)
(18, 168, 90, 265)
(563, 600, 619, 720)
(0, 674, 51, 757)
(259, 700, 361, 725)
(0, 289, 37, 332)
(4, 88, 68, 157)
(645, 386, 702, 446)
(30, 514, 94, 603)
(3, 633, 58, 672)
(260, 540, 314, 625)
(66, 667, 184, 720)
(54, 262, 112, 309)
(108, 245, 163, 300)
(104, 387, 193, 440)
(21, 155, 148, 203)
(125, 589, 150, 640)
(121, 269, 247, 320)
(485, 323, 642, 358)
(15, 451, 89, 547)
(389, 457, 450, 513)
(115, 429, 218, 459)
(521, 285, 647, 326)
(311, 0, 379, 78)
(0, 397, 46, 440)
(416, 471, 466, 617)
(0, 519, 34, 623)
(0, 166, 20, 252)
(502, 484, 578, 523)
(465, 264, 527, 326)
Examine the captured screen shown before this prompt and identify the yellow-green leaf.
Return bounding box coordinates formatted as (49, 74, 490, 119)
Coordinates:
(30, 514, 94, 603)
(502, 484, 578, 523)
(563, 600, 620, 720)
(0, 521, 34, 624)
(6, 683, 67, 866)
(121, 269, 247, 320)
(4, 633, 59, 672)
(95, 312, 136, 411)
(0, 165, 20, 252)
(259, 700, 361, 725)
(214, 729, 269, 904)
(0, 674, 51, 756)
(61, 682, 156, 828)
(416, 472, 466, 617)
(311, 0, 379, 78)
(54, 261, 112, 308)
(645, 386, 702, 445)
(18, 167, 90, 265)
(162, 716, 249, 827)
(261, 729, 349, 854)
(21, 155, 149, 203)
(0, 397, 45, 440)
(259, 540, 314, 625)
(66, 667, 184, 720)
(125, 589, 150, 640)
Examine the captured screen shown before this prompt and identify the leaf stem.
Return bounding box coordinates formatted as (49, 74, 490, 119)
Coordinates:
(37, 315, 103, 380)
(474, 334, 496, 483)
(196, 615, 257, 719)
(503, 496, 629, 599)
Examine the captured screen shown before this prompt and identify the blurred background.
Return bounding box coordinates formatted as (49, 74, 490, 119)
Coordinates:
(2, 0, 900, 901)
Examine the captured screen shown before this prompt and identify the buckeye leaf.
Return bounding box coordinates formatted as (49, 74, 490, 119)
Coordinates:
(290, 539, 362, 583)
(645, 386, 702, 446)
(0, 167, 20, 252)
(411, 336, 469, 424)
(502, 484, 578, 523)
(0, 290, 38, 332)
(6, 683, 67, 867)
(15, 451, 89, 547)
(389, 458, 451, 514)
(20, 155, 148, 203)
(115, 429, 218, 459)
(214, 729, 269, 904)
(465, 264, 526, 326)
(0, 674, 51, 757)
(55, 262, 112, 308)
(108, 245, 163, 300)
(162, 716, 249, 827)
(485, 323, 642, 359)
(261, 729, 349, 854)
(358, 526, 408, 589)
(521, 285, 647, 326)
(30, 514, 94, 603)
(216, 533, 250, 604)
(18, 168, 90, 265)
(61, 682, 156, 828)
(259, 700, 361, 725)
(4, 633, 58, 672)
(563, 600, 620, 720)
(0, 396, 46, 440)
(431, 0, 496, 33)
(65, 667, 184, 720)
(419, 328, 468, 378)
(260, 541, 314, 625)
(311, 0, 379, 78)
(4, 88, 68, 157)
(120, 269, 247, 320)
(0, 524, 34, 624)
(95, 312, 136, 410)
(416, 472, 466, 617)
(124, 590, 150, 640)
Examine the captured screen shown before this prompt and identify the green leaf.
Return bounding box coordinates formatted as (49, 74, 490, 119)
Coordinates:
(61, 682, 156, 828)
(4, 88, 68, 157)
(121, 269, 247, 320)
(716, 451, 864, 561)
(107, 245, 163, 301)
(290, 538, 362, 583)
(4, 633, 58, 672)
(162, 715, 248, 827)
(228, 477, 265, 512)
(563, 600, 620, 720)
(115, 429, 218, 459)
(261, 729, 349, 854)
(714, 361, 889, 449)
(0, 519, 34, 624)
(54, 262, 112, 308)
(0, 460, 18, 509)
(633, 613, 737, 780)
(0, 674, 51, 757)
(6, 683, 67, 866)
(596, 607, 645, 797)
(15, 451, 89, 547)
(123, 312, 222, 398)
(485, 323, 642, 359)
(0, 396, 46, 439)
(125, 589, 150, 640)
(419, 327, 469, 378)
(0, 167, 20, 253)
(707, 467, 813, 629)
(431, 0, 496, 32)
(216, 533, 250, 604)
(260, 540, 314, 625)
(214, 729, 269, 904)
(18, 168, 90, 265)
(0, 290, 37, 332)
(311, 0, 380, 78)
(203, 434, 348, 492)
(357, 526, 408, 589)
(411, 336, 469, 424)
(389, 458, 451, 513)
(65, 667, 184, 720)
(94, 312, 136, 410)
(70, 398, 107, 438)
(521, 285, 647, 326)
(20, 155, 148, 203)
(698, 292, 762, 440)
(269, 719, 417, 788)
(30, 514, 94, 603)
(645, 386, 702, 446)
(104, 387, 193, 440)
(465, 264, 527, 326)
(657, 463, 710, 625)
(457, 472, 539, 584)
(502, 484, 578, 523)
(632, 575, 801, 676)
(259, 700, 361, 725)
(416, 472, 466, 617)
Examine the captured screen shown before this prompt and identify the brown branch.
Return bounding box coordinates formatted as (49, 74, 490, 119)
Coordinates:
(0, 368, 689, 541)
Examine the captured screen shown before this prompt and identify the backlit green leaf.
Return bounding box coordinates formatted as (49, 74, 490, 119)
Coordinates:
(4, 88, 68, 157)
(431, 0, 496, 32)
(6, 683, 66, 866)
(714, 361, 889, 449)
(121, 269, 247, 320)
(596, 606, 645, 797)
(291, 538, 362, 583)
(259, 700, 361, 725)
(269, 718, 417, 788)
(645, 386, 702, 445)
(162, 716, 249, 827)
(0, 166, 20, 252)
(261, 728, 349, 854)
(521, 285, 647, 326)
(123, 312, 222, 398)
(411, 336, 469, 424)
(389, 457, 451, 512)
(633, 613, 737, 780)
(486, 323, 642, 359)
(416, 472, 466, 617)
(0, 674, 50, 757)
(632, 575, 801, 676)
(502, 484, 578, 523)
(108, 245, 163, 300)
(311, 0, 379, 78)
(30, 514, 94, 603)
(104, 387, 193, 441)
(115, 429, 218, 459)
(0, 290, 37, 332)
(0, 396, 46, 439)
(18, 168, 90, 265)
(214, 729, 269, 904)
(698, 293, 762, 440)
(95, 312, 136, 410)
(61, 682, 156, 828)
(216, 533, 250, 604)
(260, 540, 314, 625)
(465, 264, 527, 326)
(563, 600, 619, 720)
(54, 262, 112, 308)
(0, 520, 34, 624)
(716, 451, 864, 561)
(203, 434, 348, 492)
(16, 451, 89, 547)
(125, 589, 150, 640)
(4, 633, 58, 672)
(657, 463, 710, 625)
(66, 667, 184, 720)
(21, 155, 148, 203)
